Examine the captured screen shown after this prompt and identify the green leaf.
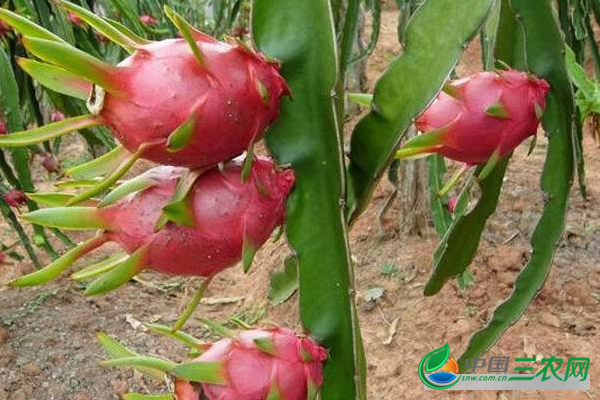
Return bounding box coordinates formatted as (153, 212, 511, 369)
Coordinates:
(253, 1, 366, 398)
(268, 255, 299, 305)
(425, 343, 450, 373)
(16, 58, 91, 99)
(346, 0, 496, 221)
(458, 0, 575, 370)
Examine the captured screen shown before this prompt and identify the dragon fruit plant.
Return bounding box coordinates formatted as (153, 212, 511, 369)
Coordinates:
(396, 69, 550, 194)
(99, 324, 327, 400)
(0, 1, 288, 205)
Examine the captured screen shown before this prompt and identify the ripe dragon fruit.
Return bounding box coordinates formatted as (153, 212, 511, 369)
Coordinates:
(139, 14, 157, 27)
(0, 114, 6, 135)
(3, 189, 27, 207)
(67, 11, 84, 27)
(50, 110, 65, 122)
(99, 326, 327, 400)
(40, 152, 60, 173)
(14, 157, 294, 296)
(0, 2, 288, 204)
(396, 69, 550, 171)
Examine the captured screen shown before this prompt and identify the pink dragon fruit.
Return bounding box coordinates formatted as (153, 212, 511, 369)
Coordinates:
(50, 110, 65, 122)
(0, 19, 10, 37)
(14, 157, 295, 295)
(447, 196, 458, 214)
(40, 152, 59, 173)
(3, 189, 26, 207)
(174, 327, 327, 400)
(67, 12, 84, 27)
(139, 14, 157, 27)
(0, 114, 6, 135)
(396, 69, 550, 166)
(0, 4, 288, 170)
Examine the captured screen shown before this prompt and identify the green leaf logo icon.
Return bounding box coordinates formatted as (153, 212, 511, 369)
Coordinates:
(425, 343, 450, 372)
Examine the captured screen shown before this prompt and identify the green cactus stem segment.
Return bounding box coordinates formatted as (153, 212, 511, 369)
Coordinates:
(10, 234, 109, 287)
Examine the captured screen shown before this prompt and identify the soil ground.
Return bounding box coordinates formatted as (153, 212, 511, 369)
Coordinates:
(1, 6, 600, 400)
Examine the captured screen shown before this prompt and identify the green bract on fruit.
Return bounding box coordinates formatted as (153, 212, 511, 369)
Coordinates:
(13, 157, 295, 296)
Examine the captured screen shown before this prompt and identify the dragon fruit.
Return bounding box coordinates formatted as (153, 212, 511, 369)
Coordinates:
(40, 152, 60, 173)
(0, 3, 287, 205)
(0, 19, 9, 37)
(99, 326, 327, 400)
(0, 3, 287, 170)
(396, 69, 550, 167)
(139, 14, 157, 27)
(175, 327, 327, 400)
(67, 12, 84, 27)
(4, 189, 26, 207)
(14, 157, 294, 295)
(50, 111, 65, 123)
(0, 114, 6, 135)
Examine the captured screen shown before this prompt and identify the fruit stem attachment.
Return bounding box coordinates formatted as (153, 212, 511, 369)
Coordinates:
(437, 164, 473, 197)
(171, 275, 214, 333)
